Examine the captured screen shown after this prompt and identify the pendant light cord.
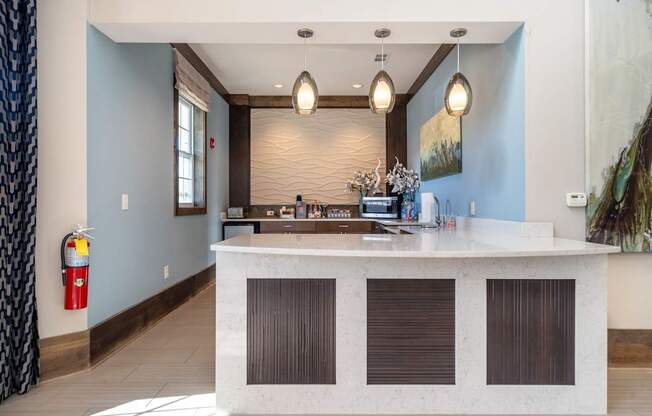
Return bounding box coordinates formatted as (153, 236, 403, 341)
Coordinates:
(381, 36, 384, 71)
(457, 38, 460, 72)
(304, 36, 307, 71)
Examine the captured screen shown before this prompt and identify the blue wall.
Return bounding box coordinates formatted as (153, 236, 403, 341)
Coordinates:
(407, 28, 525, 220)
(87, 26, 229, 325)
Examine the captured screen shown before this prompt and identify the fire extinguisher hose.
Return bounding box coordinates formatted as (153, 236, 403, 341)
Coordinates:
(60, 232, 74, 286)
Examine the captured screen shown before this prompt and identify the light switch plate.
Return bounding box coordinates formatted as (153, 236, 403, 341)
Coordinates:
(163, 265, 170, 279)
(121, 194, 128, 210)
(566, 192, 587, 207)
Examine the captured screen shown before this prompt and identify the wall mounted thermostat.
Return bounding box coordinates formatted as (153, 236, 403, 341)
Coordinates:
(566, 192, 587, 207)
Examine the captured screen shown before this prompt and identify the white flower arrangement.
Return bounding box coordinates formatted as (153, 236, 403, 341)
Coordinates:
(386, 157, 420, 195)
(345, 169, 377, 196)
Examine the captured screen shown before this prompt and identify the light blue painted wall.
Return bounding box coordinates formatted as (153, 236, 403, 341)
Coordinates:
(87, 26, 229, 326)
(407, 28, 525, 220)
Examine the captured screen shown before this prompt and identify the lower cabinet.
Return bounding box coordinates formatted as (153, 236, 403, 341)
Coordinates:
(247, 278, 336, 384)
(366, 279, 456, 384)
(486, 279, 575, 385)
(258, 220, 374, 234)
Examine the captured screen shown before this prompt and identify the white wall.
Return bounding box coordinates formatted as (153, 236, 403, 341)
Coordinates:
(36, 0, 89, 338)
(608, 255, 652, 329)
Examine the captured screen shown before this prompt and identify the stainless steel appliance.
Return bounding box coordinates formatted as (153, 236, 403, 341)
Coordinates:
(224, 223, 255, 239)
(361, 196, 399, 218)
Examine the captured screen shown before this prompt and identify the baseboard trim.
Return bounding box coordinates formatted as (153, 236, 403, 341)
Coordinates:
(90, 263, 215, 365)
(39, 329, 90, 381)
(39, 263, 215, 379)
(609, 329, 652, 367)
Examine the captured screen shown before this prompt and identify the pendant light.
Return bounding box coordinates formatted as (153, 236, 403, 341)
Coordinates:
(292, 28, 319, 115)
(444, 28, 473, 116)
(369, 28, 395, 114)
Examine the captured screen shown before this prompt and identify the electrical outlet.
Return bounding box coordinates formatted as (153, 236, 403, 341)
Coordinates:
(469, 200, 476, 217)
(121, 193, 129, 210)
(163, 265, 170, 279)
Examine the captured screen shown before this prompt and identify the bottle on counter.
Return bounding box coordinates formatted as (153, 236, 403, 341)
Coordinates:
(295, 194, 306, 219)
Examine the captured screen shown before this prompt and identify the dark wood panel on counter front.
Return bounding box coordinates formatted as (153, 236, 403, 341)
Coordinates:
(367, 279, 456, 384)
(609, 329, 652, 367)
(229, 104, 251, 207)
(487, 279, 575, 385)
(247, 279, 336, 384)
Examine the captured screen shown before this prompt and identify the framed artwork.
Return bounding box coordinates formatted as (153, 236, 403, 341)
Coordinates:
(585, 0, 652, 252)
(419, 107, 462, 181)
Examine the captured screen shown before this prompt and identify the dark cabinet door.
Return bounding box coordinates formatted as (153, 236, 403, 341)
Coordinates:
(247, 279, 336, 384)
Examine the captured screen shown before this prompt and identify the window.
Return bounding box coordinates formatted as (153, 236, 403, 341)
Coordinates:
(174, 91, 207, 215)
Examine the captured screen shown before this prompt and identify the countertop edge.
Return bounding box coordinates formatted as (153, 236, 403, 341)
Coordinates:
(210, 244, 620, 258)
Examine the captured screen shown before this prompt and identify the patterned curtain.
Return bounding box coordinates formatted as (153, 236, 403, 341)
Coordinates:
(0, 0, 39, 402)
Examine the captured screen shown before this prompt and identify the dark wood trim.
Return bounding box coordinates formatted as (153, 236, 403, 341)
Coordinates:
(487, 279, 575, 385)
(229, 104, 251, 207)
(174, 88, 208, 216)
(367, 279, 456, 384)
(40, 330, 90, 381)
(90, 264, 215, 365)
(229, 95, 370, 109)
(406, 44, 456, 103)
(386, 94, 407, 194)
(609, 329, 652, 367)
(247, 279, 336, 384)
(171, 43, 229, 100)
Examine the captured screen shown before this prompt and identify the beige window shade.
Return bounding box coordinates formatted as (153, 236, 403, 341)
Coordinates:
(174, 49, 211, 112)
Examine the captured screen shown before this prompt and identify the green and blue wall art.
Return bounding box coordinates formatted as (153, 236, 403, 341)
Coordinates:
(586, 0, 652, 253)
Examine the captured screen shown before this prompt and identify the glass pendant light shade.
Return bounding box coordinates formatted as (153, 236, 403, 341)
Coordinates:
(444, 28, 472, 117)
(369, 70, 396, 114)
(292, 70, 319, 115)
(444, 72, 472, 116)
(369, 28, 395, 114)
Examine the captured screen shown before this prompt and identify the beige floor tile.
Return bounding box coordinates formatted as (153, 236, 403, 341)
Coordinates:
(102, 347, 197, 365)
(46, 382, 165, 410)
(185, 346, 215, 365)
(124, 364, 215, 384)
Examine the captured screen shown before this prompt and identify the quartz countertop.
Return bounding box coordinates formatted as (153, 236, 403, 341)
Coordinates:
(210, 228, 619, 258)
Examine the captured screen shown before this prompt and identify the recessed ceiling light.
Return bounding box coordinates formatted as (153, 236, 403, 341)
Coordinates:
(273, 84, 283, 88)
(352, 83, 363, 89)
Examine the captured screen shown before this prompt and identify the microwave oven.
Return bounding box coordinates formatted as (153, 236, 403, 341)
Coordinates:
(360, 196, 399, 219)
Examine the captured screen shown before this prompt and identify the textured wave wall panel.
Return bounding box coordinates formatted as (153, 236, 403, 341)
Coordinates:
(251, 109, 385, 205)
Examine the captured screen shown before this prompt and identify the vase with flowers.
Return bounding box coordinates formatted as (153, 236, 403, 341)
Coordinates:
(345, 163, 382, 215)
(386, 157, 421, 221)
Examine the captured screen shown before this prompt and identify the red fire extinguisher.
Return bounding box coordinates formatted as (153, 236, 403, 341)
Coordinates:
(60, 226, 94, 310)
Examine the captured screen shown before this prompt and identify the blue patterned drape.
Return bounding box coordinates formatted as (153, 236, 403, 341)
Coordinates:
(0, 0, 39, 402)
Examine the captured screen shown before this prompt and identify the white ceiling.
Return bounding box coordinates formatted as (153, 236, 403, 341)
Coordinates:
(192, 43, 441, 95)
(88, 5, 522, 97)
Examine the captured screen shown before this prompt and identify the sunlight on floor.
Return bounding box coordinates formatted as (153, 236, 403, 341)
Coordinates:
(88, 393, 219, 416)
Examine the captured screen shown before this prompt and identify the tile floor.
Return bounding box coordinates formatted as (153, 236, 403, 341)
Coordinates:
(1, 283, 652, 416)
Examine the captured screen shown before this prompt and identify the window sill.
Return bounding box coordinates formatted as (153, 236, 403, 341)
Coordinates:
(175, 206, 207, 216)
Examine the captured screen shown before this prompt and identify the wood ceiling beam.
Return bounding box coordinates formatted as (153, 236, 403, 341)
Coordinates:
(406, 43, 456, 103)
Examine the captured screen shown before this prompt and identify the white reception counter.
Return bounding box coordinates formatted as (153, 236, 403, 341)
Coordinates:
(211, 217, 618, 415)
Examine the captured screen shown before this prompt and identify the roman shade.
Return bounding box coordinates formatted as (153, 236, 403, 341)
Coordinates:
(174, 49, 211, 112)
